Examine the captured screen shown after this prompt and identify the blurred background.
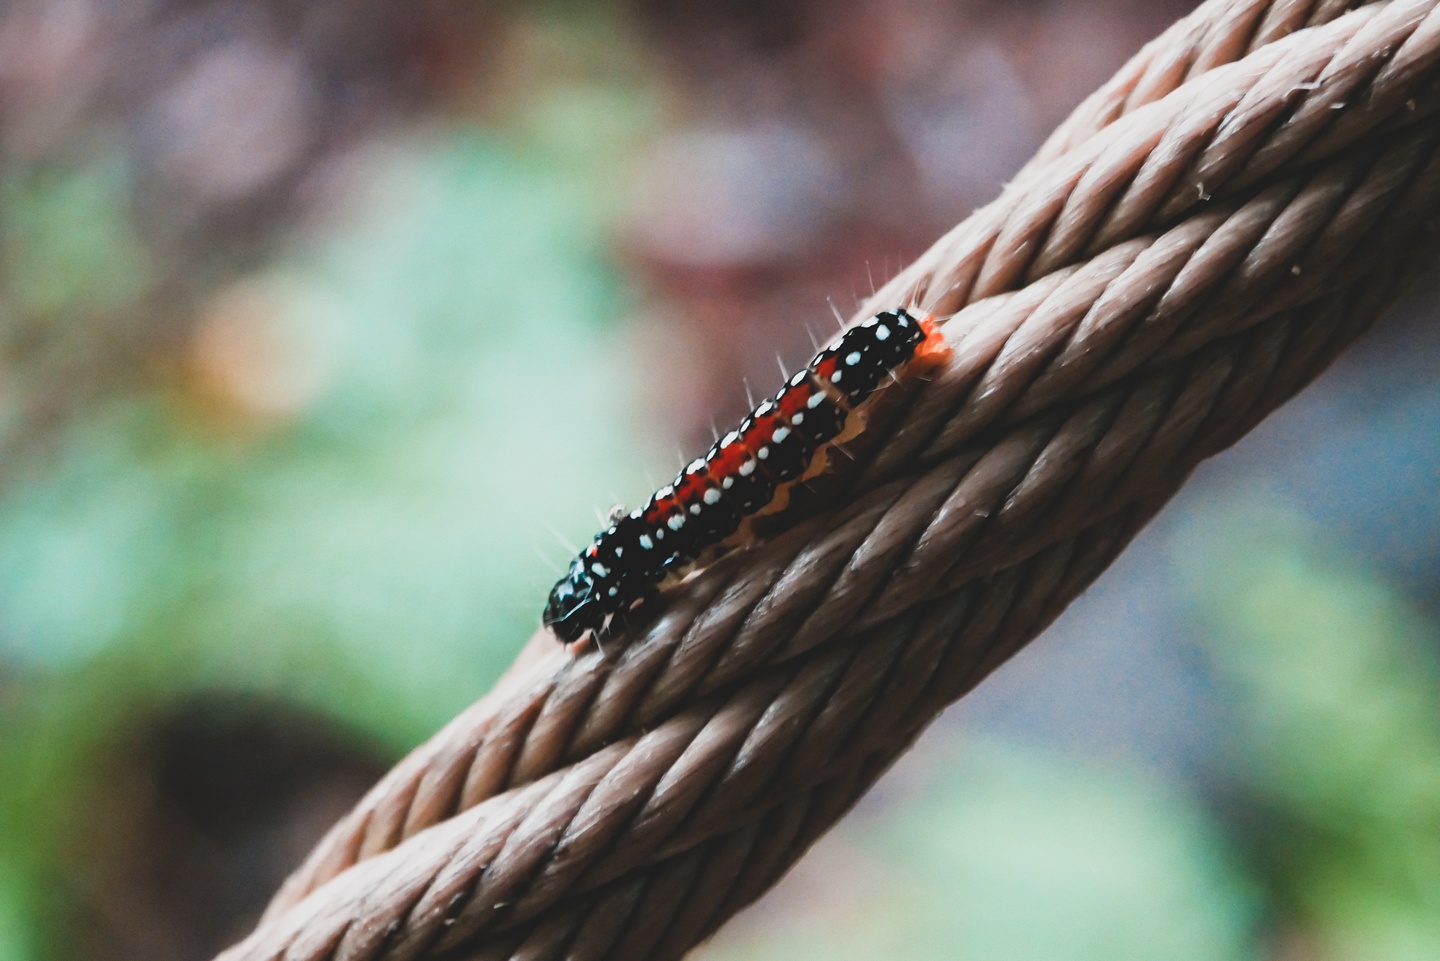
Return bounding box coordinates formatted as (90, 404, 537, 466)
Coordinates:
(0, 0, 1436, 959)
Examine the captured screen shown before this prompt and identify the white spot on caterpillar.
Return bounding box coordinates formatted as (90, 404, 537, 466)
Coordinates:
(758, 447, 770, 459)
(774, 426, 791, 443)
(639, 534, 654, 550)
(789, 372, 807, 386)
(688, 458, 706, 473)
(831, 369, 844, 383)
(845, 351, 862, 366)
(807, 392, 826, 409)
(738, 459, 756, 476)
(792, 412, 805, 425)
(656, 485, 674, 499)
(875, 324, 890, 341)
(722, 431, 741, 447)
(667, 514, 685, 531)
(703, 488, 721, 505)
(690, 504, 702, 515)
(721, 476, 734, 489)
(608, 587, 618, 597)
(591, 563, 609, 578)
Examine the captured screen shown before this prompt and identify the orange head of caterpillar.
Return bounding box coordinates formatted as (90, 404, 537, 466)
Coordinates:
(910, 312, 950, 367)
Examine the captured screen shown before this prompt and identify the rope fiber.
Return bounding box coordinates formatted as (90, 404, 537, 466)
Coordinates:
(218, 1, 1440, 958)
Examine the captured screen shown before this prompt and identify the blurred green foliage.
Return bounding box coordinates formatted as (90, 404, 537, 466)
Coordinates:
(0, 121, 650, 741)
(2, 161, 151, 321)
(0, 12, 660, 953)
(1179, 499, 1440, 961)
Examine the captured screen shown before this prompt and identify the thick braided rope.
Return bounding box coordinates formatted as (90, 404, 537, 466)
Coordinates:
(218, 2, 1440, 959)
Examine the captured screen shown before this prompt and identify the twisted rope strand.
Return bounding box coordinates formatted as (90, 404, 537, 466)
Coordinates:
(222, 2, 1440, 958)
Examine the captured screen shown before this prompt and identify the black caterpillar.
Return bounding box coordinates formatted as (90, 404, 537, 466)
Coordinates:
(544, 308, 945, 645)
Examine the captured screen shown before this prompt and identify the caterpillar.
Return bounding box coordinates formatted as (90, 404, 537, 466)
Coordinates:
(543, 307, 947, 645)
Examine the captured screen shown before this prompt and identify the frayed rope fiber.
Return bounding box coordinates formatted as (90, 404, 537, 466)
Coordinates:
(218, 1, 1440, 959)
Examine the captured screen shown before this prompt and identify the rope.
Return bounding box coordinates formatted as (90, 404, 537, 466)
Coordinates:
(216, 1, 1440, 959)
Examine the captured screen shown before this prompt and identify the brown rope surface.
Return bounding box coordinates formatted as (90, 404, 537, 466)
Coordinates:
(218, 1, 1440, 959)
